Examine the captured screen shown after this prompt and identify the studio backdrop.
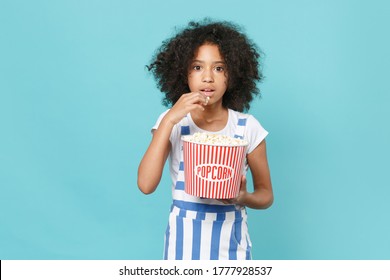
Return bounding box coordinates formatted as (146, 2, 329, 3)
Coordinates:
(1, 0, 389, 259)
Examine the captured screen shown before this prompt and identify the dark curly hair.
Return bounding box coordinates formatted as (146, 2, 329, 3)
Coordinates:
(147, 19, 264, 112)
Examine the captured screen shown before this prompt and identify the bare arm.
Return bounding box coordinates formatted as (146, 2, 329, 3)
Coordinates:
(137, 119, 173, 194)
(137, 92, 208, 194)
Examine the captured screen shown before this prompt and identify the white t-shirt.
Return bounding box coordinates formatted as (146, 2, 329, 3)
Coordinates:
(152, 108, 268, 203)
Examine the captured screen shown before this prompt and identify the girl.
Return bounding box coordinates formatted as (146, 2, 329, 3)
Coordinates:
(138, 19, 273, 260)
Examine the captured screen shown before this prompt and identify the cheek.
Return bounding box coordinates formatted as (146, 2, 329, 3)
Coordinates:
(223, 73, 228, 85)
(224, 77, 228, 88)
(187, 72, 200, 84)
(187, 75, 196, 91)
(187, 72, 195, 81)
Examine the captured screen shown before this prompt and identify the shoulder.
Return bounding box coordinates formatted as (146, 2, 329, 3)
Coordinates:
(153, 109, 190, 129)
(228, 109, 260, 127)
(228, 109, 269, 154)
(228, 109, 248, 123)
(151, 109, 188, 142)
(151, 109, 170, 131)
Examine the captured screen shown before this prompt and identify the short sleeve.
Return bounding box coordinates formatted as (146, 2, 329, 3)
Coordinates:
(152, 109, 170, 132)
(151, 109, 181, 144)
(246, 115, 269, 154)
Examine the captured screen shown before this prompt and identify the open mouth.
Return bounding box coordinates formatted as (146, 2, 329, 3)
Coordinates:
(200, 89, 215, 96)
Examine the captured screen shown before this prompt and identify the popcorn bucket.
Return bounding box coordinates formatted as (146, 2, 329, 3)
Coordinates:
(182, 139, 248, 199)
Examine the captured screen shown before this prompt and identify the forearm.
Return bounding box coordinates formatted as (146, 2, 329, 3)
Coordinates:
(239, 187, 273, 209)
(137, 119, 174, 194)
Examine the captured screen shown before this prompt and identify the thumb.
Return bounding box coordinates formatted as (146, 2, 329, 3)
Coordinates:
(240, 175, 247, 191)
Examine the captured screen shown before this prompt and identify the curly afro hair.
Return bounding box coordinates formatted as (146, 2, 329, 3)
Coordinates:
(147, 19, 264, 112)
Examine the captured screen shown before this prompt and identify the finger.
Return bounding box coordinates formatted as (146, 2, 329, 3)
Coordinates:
(204, 96, 210, 106)
(241, 175, 246, 185)
(183, 92, 205, 103)
(178, 92, 200, 102)
(189, 93, 209, 107)
(187, 92, 209, 101)
(240, 175, 247, 191)
(177, 92, 207, 111)
(196, 92, 210, 105)
(223, 199, 237, 205)
(187, 104, 205, 112)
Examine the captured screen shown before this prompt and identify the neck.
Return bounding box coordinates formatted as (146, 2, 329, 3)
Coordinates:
(190, 105, 229, 131)
(197, 103, 227, 118)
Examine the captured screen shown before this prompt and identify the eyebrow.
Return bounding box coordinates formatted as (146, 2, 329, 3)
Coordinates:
(191, 59, 226, 64)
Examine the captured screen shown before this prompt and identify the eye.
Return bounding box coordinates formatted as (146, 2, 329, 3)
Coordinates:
(215, 66, 225, 72)
(192, 65, 202, 71)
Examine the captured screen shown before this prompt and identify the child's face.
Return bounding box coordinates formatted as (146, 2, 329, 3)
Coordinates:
(188, 44, 228, 107)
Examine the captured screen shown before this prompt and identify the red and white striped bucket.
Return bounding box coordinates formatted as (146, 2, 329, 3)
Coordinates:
(182, 139, 248, 199)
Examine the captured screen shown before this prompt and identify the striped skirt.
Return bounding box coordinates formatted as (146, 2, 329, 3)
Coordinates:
(163, 200, 252, 260)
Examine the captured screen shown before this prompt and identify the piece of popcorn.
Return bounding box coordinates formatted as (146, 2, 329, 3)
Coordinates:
(183, 132, 248, 146)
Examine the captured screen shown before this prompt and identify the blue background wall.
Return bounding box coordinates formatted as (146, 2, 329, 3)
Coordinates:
(1, 0, 389, 259)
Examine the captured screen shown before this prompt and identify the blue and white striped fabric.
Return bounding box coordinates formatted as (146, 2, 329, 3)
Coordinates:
(164, 113, 252, 260)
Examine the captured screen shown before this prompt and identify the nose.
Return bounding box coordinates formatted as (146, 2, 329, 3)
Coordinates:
(202, 68, 214, 83)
